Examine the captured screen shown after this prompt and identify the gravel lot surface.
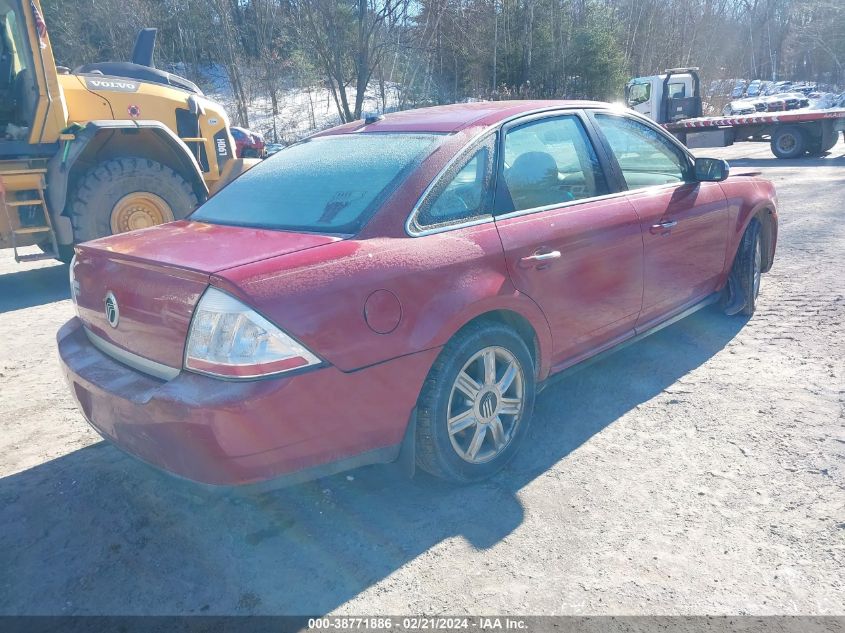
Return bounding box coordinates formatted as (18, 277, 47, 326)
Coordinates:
(1, 139, 843, 616)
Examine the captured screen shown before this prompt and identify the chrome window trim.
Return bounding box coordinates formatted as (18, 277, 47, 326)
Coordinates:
(493, 189, 630, 222)
(406, 214, 495, 237)
(84, 327, 180, 381)
(433, 180, 683, 226)
(403, 104, 688, 236)
(405, 104, 597, 237)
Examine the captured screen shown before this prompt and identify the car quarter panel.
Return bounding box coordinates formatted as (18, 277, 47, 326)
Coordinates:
(214, 223, 554, 377)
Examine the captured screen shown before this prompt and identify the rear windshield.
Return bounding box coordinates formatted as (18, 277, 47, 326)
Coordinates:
(192, 133, 441, 234)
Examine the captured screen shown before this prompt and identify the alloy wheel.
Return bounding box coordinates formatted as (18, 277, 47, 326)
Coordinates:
(447, 346, 525, 464)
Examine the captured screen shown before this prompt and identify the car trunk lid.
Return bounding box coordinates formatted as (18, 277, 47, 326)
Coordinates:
(73, 221, 341, 370)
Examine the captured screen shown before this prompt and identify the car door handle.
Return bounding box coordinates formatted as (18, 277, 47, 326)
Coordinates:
(652, 220, 678, 229)
(519, 250, 561, 267)
(650, 220, 678, 234)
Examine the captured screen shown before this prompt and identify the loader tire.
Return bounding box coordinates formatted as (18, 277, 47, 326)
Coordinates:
(37, 241, 75, 264)
(68, 157, 199, 243)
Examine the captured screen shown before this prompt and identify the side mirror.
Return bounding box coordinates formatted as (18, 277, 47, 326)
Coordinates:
(694, 157, 730, 182)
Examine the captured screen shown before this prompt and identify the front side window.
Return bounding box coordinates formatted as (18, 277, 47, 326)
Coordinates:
(192, 133, 441, 234)
(627, 82, 650, 106)
(594, 114, 689, 190)
(3, 9, 28, 73)
(499, 115, 608, 213)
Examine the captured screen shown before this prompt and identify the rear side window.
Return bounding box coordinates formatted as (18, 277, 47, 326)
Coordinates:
(499, 115, 608, 213)
(414, 135, 496, 230)
(594, 114, 690, 189)
(192, 133, 440, 234)
(668, 82, 686, 98)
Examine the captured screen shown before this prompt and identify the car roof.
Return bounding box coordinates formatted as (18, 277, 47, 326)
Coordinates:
(314, 100, 609, 135)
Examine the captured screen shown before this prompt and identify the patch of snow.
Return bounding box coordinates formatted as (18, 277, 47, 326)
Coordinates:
(189, 63, 401, 143)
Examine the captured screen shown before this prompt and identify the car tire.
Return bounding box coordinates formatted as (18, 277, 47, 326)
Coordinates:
(68, 157, 200, 243)
(725, 219, 763, 317)
(415, 321, 536, 483)
(771, 126, 806, 159)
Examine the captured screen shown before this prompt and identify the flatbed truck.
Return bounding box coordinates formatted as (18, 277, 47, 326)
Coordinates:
(626, 68, 845, 159)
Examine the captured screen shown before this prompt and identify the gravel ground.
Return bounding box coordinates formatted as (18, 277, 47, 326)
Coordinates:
(0, 139, 843, 616)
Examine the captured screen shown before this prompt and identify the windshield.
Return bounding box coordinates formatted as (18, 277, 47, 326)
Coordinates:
(192, 133, 442, 234)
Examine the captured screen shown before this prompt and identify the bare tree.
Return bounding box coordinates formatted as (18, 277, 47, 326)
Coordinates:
(296, 0, 408, 122)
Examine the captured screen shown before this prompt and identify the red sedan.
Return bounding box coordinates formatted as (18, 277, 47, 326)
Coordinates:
(58, 101, 778, 486)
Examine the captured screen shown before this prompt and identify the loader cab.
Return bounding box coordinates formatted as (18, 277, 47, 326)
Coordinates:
(0, 0, 66, 156)
(0, 1, 37, 133)
(626, 68, 703, 124)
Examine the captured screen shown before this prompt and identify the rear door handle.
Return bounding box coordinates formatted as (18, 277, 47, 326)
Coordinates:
(650, 220, 678, 234)
(519, 251, 560, 270)
(519, 251, 560, 264)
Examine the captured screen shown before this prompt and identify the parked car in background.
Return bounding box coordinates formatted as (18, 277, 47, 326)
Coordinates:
(791, 83, 816, 96)
(59, 101, 778, 487)
(724, 92, 812, 115)
(231, 126, 267, 158)
(731, 80, 748, 98)
(778, 92, 811, 110)
(746, 79, 763, 97)
(765, 81, 793, 95)
(723, 99, 759, 115)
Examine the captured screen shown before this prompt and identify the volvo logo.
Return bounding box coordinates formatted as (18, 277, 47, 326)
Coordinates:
(84, 78, 140, 92)
(104, 291, 120, 328)
(479, 391, 498, 420)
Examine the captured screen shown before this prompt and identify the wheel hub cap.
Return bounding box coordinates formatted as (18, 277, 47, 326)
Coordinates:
(447, 346, 525, 464)
(110, 192, 174, 234)
(477, 390, 499, 421)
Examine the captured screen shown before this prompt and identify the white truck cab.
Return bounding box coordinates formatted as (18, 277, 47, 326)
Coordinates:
(626, 68, 703, 124)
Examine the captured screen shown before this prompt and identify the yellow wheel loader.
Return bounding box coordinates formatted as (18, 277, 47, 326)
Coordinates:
(0, 0, 255, 263)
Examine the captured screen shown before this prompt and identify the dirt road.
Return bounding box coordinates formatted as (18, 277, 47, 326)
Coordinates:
(1, 140, 843, 616)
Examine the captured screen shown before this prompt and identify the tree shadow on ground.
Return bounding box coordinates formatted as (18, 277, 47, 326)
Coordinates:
(1, 306, 746, 615)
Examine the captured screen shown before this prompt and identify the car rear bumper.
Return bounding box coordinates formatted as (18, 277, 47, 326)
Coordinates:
(57, 317, 438, 487)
